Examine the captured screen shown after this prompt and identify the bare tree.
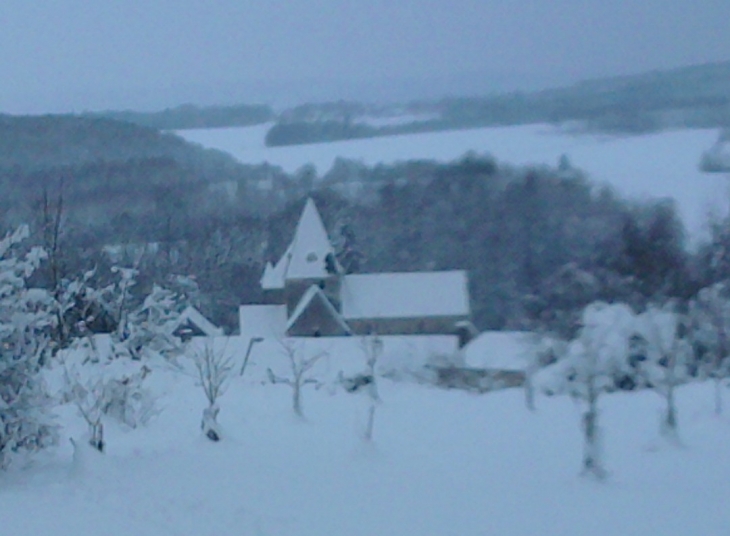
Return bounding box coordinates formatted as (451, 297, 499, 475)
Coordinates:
(574, 332, 609, 480)
(267, 339, 327, 418)
(523, 333, 546, 412)
(360, 335, 382, 442)
(65, 369, 105, 453)
(338, 335, 383, 442)
(193, 341, 233, 441)
(35, 180, 70, 348)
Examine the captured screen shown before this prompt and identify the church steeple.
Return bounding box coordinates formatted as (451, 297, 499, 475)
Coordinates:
(262, 198, 340, 290)
(284, 198, 337, 280)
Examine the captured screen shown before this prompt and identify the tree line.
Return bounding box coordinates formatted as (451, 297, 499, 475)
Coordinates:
(16, 149, 724, 339)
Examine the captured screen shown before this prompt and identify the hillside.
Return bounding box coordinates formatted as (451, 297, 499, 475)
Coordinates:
(0, 114, 278, 227)
(3, 339, 730, 536)
(0, 113, 245, 174)
(264, 61, 730, 146)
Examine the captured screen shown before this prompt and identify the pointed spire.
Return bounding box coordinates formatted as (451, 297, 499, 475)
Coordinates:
(283, 198, 337, 280)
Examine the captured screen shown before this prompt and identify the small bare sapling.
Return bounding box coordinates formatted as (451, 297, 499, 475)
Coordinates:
(339, 335, 383, 442)
(267, 340, 327, 418)
(193, 342, 233, 441)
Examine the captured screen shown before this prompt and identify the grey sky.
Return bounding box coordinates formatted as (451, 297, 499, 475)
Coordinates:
(2, 0, 730, 113)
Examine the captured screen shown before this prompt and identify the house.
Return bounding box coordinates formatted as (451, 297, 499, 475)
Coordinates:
(239, 198, 473, 341)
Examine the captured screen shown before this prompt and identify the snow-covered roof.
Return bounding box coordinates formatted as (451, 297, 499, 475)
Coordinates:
(176, 306, 223, 337)
(261, 261, 285, 290)
(341, 271, 470, 320)
(264, 199, 338, 286)
(286, 284, 352, 334)
(239, 305, 287, 339)
(461, 331, 536, 371)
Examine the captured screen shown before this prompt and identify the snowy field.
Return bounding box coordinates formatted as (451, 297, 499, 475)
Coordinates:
(177, 124, 728, 242)
(3, 339, 730, 536)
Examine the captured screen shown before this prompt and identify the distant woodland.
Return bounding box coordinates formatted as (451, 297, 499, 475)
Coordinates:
(77, 62, 730, 146)
(90, 103, 274, 130)
(265, 61, 730, 146)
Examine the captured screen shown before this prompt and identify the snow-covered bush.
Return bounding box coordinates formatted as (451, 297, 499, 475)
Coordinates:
(60, 335, 158, 450)
(125, 284, 183, 360)
(57, 268, 184, 362)
(700, 131, 730, 173)
(0, 226, 58, 468)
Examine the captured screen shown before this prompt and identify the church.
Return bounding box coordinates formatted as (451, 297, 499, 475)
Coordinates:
(239, 199, 473, 343)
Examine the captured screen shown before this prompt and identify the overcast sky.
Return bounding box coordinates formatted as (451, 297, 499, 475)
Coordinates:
(2, 1, 730, 113)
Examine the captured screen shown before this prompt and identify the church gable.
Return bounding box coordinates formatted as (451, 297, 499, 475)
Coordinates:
(286, 285, 351, 337)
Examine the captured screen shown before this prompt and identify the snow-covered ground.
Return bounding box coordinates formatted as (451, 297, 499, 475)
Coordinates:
(4, 337, 730, 536)
(177, 124, 728, 242)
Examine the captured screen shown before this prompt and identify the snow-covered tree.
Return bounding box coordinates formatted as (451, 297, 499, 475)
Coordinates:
(108, 266, 138, 343)
(0, 226, 58, 468)
(636, 304, 692, 441)
(543, 301, 694, 476)
(125, 284, 182, 360)
(333, 218, 363, 274)
(192, 341, 233, 441)
(267, 339, 327, 418)
(545, 302, 637, 479)
(691, 283, 730, 414)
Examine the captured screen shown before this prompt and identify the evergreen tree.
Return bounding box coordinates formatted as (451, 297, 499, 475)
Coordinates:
(0, 226, 58, 468)
(333, 220, 362, 274)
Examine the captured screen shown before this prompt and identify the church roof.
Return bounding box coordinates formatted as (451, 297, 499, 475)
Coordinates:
(261, 261, 285, 290)
(262, 198, 338, 288)
(340, 271, 470, 320)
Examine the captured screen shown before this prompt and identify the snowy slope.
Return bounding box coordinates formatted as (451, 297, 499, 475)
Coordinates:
(3, 340, 730, 536)
(177, 124, 727, 242)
